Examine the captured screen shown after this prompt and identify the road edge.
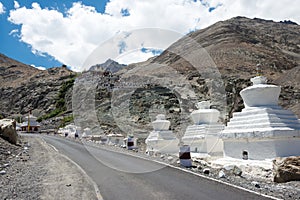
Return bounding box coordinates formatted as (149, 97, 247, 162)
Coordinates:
(41, 138, 104, 200)
(83, 141, 281, 200)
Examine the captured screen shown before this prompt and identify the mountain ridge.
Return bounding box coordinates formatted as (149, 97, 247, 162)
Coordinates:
(89, 59, 126, 73)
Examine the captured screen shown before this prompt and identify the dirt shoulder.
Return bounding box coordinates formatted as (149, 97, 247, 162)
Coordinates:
(0, 135, 98, 200)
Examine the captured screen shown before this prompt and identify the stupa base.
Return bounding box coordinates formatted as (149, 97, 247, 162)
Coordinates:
(182, 124, 224, 155)
(223, 130, 300, 160)
(146, 130, 179, 154)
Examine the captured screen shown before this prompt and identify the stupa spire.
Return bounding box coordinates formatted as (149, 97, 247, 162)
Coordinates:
(256, 63, 263, 76)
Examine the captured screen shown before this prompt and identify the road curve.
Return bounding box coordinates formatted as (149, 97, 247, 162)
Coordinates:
(42, 135, 271, 200)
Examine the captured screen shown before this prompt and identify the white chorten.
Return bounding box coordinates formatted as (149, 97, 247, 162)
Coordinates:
(145, 114, 179, 154)
(182, 101, 224, 156)
(58, 124, 81, 138)
(222, 75, 300, 160)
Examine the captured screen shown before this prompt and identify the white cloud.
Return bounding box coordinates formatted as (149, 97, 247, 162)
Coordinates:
(9, 29, 18, 36)
(0, 2, 5, 14)
(116, 49, 162, 65)
(30, 64, 46, 70)
(14, 1, 20, 9)
(82, 28, 183, 70)
(8, 0, 300, 71)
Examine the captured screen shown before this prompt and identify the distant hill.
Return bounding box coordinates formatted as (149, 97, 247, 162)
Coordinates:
(89, 59, 126, 73)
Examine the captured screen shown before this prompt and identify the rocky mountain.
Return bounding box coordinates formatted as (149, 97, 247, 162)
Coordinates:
(89, 59, 126, 73)
(156, 16, 300, 118)
(0, 53, 76, 126)
(73, 16, 300, 138)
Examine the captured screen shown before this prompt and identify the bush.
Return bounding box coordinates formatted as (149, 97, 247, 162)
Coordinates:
(59, 115, 74, 128)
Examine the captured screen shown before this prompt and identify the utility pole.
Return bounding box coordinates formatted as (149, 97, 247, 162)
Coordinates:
(27, 109, 31, 132)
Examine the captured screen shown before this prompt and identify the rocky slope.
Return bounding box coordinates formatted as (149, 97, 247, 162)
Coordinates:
(0, 54, 76, 129)
(72, 17, 300, 138)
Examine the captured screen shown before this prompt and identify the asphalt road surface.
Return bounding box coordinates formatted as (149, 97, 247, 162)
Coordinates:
(42, 135, 272, 200)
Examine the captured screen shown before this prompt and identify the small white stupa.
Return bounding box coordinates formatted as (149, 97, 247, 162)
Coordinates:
(222, 73, 300, 160)
(58, 124, 81, 138)
(182, 101, 224, 156)
(145, 114, 179, 154)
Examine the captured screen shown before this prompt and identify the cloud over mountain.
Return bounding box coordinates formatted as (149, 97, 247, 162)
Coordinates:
(7, 0, 300, 71)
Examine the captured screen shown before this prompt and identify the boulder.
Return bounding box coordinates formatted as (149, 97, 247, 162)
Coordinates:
(222, 165, 243, 176)
(273, 156, 300, 183)
(0, 119, 18, 144)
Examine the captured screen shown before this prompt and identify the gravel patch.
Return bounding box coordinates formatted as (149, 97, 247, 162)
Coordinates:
(0, 134, 98, 200)
(0, 135, 46, 200)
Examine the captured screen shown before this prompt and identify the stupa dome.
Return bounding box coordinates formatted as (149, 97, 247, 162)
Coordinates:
(240, 76, 281, 108)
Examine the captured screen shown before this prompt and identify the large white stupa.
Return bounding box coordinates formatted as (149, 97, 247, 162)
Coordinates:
(222, 75, 300, 160)
(145, 114, 179, 154)
(182, 101, 224, 156)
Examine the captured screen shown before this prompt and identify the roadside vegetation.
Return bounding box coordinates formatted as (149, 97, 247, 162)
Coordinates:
(37, 75, 76, 122)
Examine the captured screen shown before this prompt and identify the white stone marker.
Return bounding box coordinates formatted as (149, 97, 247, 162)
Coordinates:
(179, 145, 192, 167)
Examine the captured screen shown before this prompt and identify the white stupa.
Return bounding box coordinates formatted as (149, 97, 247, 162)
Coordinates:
(58, 124, 82, 138)
(222, 75, 300, 160)
(182, 101, 224, 156)
(145, 114, 179, 154)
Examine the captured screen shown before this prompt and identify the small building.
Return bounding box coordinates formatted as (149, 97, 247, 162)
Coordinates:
(20, 115, 40, 132)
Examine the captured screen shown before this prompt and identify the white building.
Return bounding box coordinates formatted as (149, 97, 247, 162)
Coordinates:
(182, 101, 224, 156)
(222, 75, 300, 160)
(20, 115, 40, 132)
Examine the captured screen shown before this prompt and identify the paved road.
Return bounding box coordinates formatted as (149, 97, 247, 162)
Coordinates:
(42, 135, 271, 200)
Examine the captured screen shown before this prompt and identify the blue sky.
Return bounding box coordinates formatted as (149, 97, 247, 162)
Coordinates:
(0, 0, 108, 69)
(0, 0, 299, 71)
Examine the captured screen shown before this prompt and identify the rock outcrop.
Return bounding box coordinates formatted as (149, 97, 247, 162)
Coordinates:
(273, 156, 300, 183)
(0, 53, 76, 119)
(0, 119, 18, 144)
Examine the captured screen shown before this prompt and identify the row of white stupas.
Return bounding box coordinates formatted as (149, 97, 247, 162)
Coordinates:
(145, 74, 300, 160)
